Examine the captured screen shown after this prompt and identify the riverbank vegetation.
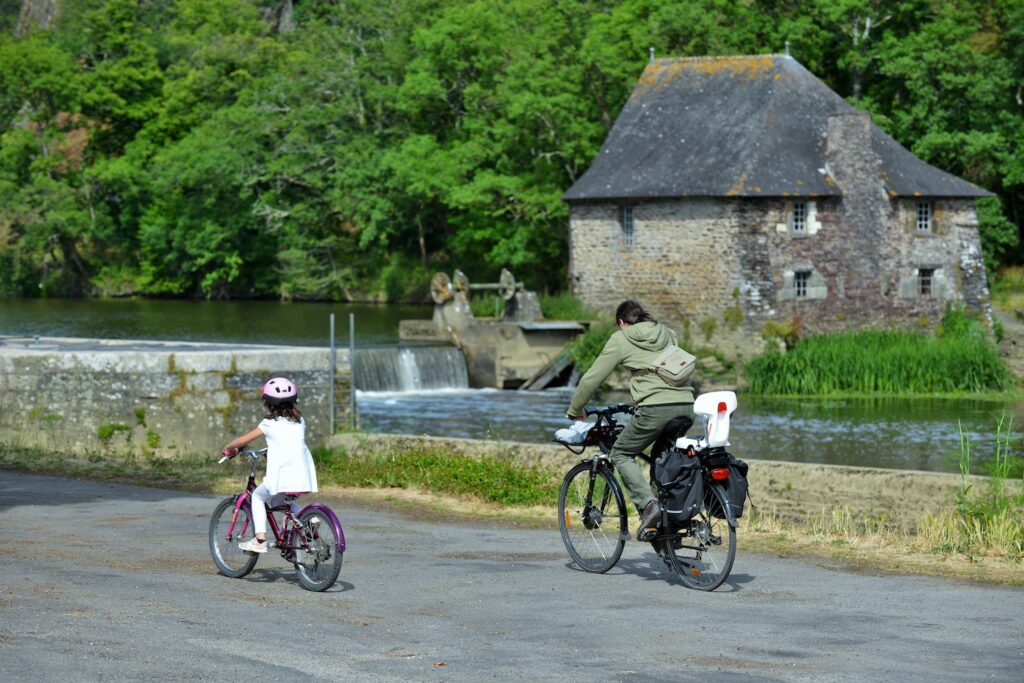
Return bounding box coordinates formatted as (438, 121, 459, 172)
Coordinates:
(1, 0, 1022, 301)
(746, 306, 1013, 395)
(2, 428, 1020, 585)
(990, 266, 1024, 314)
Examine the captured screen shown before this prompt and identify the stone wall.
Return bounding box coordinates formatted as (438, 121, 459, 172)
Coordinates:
(0, 337, 351, 456)
(329, 432, 1013, 531)
(569, 198, 759, 356)
(569, 152, 989, 355)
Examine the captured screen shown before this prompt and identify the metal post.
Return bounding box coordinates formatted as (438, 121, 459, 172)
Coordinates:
(349, 313, 358, 429)
(329, 314, 336, 435)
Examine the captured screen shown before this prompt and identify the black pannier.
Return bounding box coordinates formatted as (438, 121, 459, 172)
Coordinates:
(715, 454, 749, 520)
(654, 447, 704, 523)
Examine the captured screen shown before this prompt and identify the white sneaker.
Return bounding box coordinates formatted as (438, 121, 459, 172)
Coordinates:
(239, 538, 268, 554)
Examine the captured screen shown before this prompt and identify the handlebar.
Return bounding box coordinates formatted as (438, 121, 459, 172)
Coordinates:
(218, 447, 268, 464)
(581, 403, 634, 419)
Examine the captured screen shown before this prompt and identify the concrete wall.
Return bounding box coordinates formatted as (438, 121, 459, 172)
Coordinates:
(0, 337, 351, 456)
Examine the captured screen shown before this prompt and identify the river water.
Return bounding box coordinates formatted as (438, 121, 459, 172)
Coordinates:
(2, 298, 1017, 473)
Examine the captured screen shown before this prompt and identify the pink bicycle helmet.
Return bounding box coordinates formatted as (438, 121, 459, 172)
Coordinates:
(262, 377, 298, 405)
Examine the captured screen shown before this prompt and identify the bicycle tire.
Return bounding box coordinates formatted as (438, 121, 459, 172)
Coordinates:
(558, 461, 628, 573)
(665, 484, 736, 591)
(209, 496, 260, 579)
(294, 507, 343, 592)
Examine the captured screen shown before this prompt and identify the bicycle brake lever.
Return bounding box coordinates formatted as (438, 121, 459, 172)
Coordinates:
(218, 456, 229, 464)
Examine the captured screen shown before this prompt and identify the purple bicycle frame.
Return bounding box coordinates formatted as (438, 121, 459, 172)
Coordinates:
(226, 492, 346, 553)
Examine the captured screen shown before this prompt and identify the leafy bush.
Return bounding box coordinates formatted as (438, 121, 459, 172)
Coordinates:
(469, 294, 503, 318)
(565, 322, 615, 375)
(538, 293, 599, 321)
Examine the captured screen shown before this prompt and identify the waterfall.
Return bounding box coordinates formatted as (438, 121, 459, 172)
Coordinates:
(354, 345, 469, 392)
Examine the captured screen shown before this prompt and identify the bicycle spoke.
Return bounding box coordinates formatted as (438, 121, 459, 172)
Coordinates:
(559, 463, 627, 573)
(665, 487, 736, 591)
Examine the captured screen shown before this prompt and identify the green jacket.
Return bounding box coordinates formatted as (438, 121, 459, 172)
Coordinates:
(567, 321, 695, 417)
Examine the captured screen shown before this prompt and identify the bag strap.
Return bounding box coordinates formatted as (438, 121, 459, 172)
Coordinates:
(630, 367, 654, 378)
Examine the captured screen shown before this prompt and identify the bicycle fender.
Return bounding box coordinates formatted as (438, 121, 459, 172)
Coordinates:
(298, 503, 346, 552)
(710, 483, 739, 529)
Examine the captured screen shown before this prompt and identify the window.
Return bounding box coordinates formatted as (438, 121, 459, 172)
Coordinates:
(794, 270, 811, 297)
(619, 206, 634, 247)
(918, 268, 934, 297)
(792, 202, 807, 233)
(916, 202, 932, 233)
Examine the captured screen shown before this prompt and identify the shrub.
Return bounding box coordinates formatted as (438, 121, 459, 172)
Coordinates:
(565, 323, 615, 375)
(538, 293, 599, 321)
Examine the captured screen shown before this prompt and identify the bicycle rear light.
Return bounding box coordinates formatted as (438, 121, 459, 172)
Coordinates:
(710, 467, 730, 480)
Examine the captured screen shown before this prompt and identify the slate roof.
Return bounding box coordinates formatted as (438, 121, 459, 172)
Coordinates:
(563, 55, 990, 202)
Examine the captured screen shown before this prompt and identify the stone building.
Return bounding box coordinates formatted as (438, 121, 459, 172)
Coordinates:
(563, 55, 992, 355)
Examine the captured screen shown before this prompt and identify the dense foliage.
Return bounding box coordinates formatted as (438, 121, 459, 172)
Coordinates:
(2, 0, 1022, 300)
(745, 306, 1014, 394)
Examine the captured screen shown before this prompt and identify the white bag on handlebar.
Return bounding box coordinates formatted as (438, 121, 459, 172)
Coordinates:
(554, 421, 594, 445)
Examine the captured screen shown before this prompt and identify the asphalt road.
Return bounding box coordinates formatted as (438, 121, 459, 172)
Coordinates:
(1, 470, 1021, 682)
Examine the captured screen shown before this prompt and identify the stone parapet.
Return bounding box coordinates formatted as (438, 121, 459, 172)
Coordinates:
(0, 336, 351, 456)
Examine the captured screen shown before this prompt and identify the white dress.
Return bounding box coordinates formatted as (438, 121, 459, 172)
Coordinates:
(258, 417, 318, 495)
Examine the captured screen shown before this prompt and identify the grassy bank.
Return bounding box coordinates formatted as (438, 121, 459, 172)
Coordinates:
(2, 435, 1020, 586)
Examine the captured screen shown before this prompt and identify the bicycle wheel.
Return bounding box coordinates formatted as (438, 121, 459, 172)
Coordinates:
(665, 484, 736, 591)
(558, 461, 628, 573)
(294, 508, 343, 592)
(209, 496, 259, 578)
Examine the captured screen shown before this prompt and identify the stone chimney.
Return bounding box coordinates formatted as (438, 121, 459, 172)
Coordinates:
(825, 110, 890, 306)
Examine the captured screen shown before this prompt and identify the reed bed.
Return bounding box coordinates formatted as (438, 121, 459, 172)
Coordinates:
(745, 328, 1012, 395)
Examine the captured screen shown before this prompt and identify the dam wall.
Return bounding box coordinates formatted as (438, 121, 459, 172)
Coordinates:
(0, 337, 351, 456)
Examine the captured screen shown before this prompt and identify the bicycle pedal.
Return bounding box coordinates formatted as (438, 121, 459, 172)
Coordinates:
(637, 526, 657, 542)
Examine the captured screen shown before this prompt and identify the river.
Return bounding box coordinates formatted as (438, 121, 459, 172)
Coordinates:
(1, 297, 1017, 473)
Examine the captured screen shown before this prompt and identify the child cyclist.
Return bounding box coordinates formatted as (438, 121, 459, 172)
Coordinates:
(222, 377, 318, 554)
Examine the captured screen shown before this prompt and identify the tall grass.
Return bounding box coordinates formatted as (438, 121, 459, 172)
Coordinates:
(746, 308, 1012, 395)
(918, 418, 1024, 559)
(468, 293, 600, 320)
(538, 293, 599, 321)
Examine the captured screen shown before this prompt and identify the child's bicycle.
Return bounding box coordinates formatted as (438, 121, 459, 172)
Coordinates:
(209, 447, 345, 592)
(555, 393, 743, 591)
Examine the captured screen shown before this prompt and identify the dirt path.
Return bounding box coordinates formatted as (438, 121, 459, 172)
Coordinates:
(2, 470, 1022, 682)
(995, 308, 1024, 379)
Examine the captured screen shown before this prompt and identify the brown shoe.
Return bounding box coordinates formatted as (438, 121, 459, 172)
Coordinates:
(636, 500, 661, 540)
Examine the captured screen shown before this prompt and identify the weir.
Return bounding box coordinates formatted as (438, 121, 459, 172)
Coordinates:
(399, 268, 586, 389)
(354, 346, 469, 392)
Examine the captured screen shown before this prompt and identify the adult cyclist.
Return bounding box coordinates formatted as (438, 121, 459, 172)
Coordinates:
(566, 300, 695, 539)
